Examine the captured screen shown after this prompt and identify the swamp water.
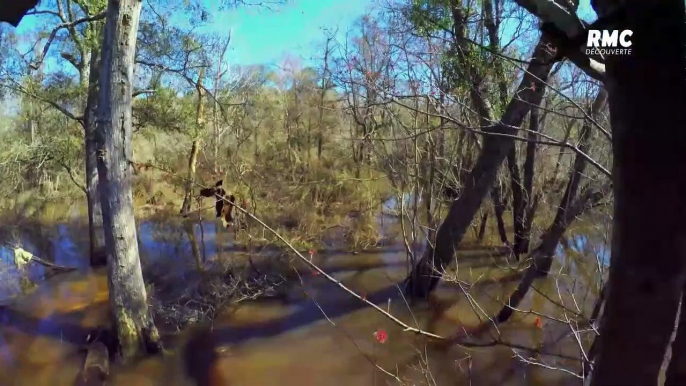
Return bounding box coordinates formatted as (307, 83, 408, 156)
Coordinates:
(0, 206, 608, 385)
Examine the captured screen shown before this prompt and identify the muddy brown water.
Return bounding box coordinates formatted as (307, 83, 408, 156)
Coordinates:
(0, 210, 607, 385)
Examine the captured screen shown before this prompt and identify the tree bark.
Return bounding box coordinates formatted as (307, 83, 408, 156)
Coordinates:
(517, 105, 542, 255)
(180, 139, 200, 215)
(590, 1, 686, 384)
(404, 35, 557, 298)
(181, 67, 206, 215)
(84, 35, 106, 266)
(491, 184, 509, 244)
(485, 0, 525, 255)
(96, 0, 161, 361)
(477, 211, 489, 243)
(507, 149, 524, 258)
(551, 118, 575, 186)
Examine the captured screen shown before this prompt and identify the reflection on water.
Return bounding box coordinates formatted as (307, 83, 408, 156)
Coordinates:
(0, 212, 607, 386)
(0, 220, 240, 303)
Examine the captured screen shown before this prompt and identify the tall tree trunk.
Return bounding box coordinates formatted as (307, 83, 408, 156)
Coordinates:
(181, 68, 206, 215)
(180, 139, 200, 215)
(96, 0, 161, 361)
(507, 149, 524, 258)
(404, 35, 557, 298)
(519, 105, 542, 254)
(84, 37, 106, 266)
(551, 118, 575, 187)
(590, 1, 686, 384)
(485, 0, 527, 256)
(491, 184, 509, 244)
(212, 36, 230, 175)
(477, 211, 489, 243)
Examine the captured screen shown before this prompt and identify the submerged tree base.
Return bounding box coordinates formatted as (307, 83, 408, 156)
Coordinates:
(112, 310, 163, 362)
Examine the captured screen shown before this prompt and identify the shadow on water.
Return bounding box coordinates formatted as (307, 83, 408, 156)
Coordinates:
(0, 201, 609, 385)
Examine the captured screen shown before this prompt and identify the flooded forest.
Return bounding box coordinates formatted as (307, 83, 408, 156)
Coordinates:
(0, 0, 683, 385)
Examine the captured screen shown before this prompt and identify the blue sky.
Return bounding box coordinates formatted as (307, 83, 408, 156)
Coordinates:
(192, 0, 374, 66)
(12, 0, 374, 70)
(12, 0, 597, 70)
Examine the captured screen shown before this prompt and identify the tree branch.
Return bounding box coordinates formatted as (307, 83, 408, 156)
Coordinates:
(56, 159, 87, 194)
(513, 0, 606, 80)
(29, 11, 106, 70)
(6, 81, 84, 124)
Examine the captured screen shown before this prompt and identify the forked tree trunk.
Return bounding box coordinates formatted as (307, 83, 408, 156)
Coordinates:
(590, 1, 686, 384)
(404, 35, 557, 298)
(96, 0, 161, 361)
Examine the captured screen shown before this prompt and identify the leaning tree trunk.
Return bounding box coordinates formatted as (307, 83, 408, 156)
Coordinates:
(590, 1, 686, 384)
(84, 36, 106, 266)
(495, 185, 607, 324)
(96, 0, 161, 361)
(404, 35, 557, 298)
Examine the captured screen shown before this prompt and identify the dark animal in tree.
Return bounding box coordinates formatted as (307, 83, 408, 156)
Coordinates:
(199, 180, 236, 226)
(442, 184, 459, 200)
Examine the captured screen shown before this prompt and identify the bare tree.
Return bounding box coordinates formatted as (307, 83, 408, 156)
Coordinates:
(96, 0, 161, 360)
(404, 34, 558, 297)
(496, 87, 608, 323)
(180, 66, 206, 215)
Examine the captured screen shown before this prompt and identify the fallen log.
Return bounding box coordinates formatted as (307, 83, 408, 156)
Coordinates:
(9, 246, 78, 272)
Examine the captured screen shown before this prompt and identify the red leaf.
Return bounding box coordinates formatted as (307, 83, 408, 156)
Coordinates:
(374, 329, 388, 344)
(534, 317, 542, 329)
